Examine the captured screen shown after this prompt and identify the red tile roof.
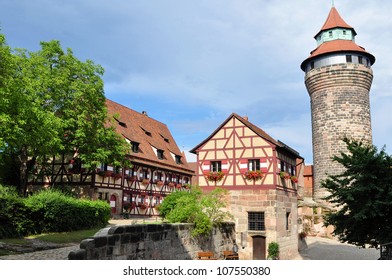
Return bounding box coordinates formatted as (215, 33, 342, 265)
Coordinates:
(301, 7, 375, 70)
(106, 99, 194, 175)
(316, 7, 355, 38)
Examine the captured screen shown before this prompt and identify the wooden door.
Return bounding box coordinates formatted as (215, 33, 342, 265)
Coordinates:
(252, 235, 266, 260)
(110, 194, 117, 214)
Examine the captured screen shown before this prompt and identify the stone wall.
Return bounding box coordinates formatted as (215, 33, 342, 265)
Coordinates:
(68, 223, 235, 260)
(305, 63, 373, 202)
(228, 188, 298, 260)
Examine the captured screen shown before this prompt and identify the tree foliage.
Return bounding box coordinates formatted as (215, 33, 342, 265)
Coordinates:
(0, 33, 130, 194)
(158, 186, 233, 236)
(322, 138, 392, 247)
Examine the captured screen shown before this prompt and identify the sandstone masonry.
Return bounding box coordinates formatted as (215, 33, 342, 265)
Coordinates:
(305, 63, 373, 201)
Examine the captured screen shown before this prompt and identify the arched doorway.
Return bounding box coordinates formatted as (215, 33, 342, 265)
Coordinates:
(110, 194, 117, 214)
(252, 235, 266, 260)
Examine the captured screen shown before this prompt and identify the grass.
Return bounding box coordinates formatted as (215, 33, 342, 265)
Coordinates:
(26, 227, 102, 244)
(0, 227, 102, 256)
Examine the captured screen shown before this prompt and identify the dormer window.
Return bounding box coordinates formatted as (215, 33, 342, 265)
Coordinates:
(140, 127, 152, 136)
(114, 117, 127, 128)
(157, 149, 164, 160)
(175, 155, 182, 164)
(132, 142, 140, 153)
(160, 134, 170, 143)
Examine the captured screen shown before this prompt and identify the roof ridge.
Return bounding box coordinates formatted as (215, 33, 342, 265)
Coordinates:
(106, 98, 169, 127)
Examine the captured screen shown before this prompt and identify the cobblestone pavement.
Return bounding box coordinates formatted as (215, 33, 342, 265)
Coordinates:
(0, 219, 149, 260)
(293, 236, 380, 260)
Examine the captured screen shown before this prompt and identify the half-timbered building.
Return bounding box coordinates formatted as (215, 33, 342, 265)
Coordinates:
(190, 113, 304, 260)
(28, 99, 194, 216)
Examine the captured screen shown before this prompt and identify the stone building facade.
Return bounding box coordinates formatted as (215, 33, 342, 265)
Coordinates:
(301, 6, 375, 202)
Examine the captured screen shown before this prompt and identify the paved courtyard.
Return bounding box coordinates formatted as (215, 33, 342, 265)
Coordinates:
(294, 236, 380, 260)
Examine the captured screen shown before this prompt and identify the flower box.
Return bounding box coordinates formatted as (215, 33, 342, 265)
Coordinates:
(205, 171, 225, 182)
(291, 176, 298, 183)
(244, 170, 264, 182)
(141, 179, 150, 186)
(156, 180, 164, 187)
(279, 171, 290, 179)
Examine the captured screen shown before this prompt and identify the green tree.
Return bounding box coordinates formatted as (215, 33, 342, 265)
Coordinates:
(0, 34, 130, 195)
(322, 138, 392, 247)
(158, 186, 233, 236)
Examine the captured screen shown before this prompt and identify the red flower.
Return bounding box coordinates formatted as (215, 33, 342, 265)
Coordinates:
(244, 170, 264, 182)
(205, 171, 225, 182)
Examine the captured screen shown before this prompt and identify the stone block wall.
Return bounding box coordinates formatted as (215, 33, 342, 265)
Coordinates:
(228, 188, 298, 260)
(305, 63, 373, 202)
(68, 223, 235, 260)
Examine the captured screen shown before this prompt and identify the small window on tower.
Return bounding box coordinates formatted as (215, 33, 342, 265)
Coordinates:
(310, 61, 315, 70)
(329, 31, 333, 37)
(358, 56, 363, 64)
(346, 55, 352, 63)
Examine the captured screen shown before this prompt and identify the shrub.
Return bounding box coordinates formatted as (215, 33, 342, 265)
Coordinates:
(24, 189, 110, 233)
(267, 242, 280, 260)
(0, 186, 111, 238)
(0, 185, 31, 238)
(158, 186, 232, 236)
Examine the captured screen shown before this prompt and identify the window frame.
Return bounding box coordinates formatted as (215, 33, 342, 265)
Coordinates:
(248, 212, 265, 231)
(210, 161, 222, 172)
(248, 159, 261, 171)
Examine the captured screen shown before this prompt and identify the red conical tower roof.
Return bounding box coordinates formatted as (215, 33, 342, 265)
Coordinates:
(301, 6, 375, 71)
(321, 7, 353, 32)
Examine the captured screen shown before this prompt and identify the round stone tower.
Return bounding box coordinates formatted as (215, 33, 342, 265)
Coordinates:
(301, 6, 375, 203)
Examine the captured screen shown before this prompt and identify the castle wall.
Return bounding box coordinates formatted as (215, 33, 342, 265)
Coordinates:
(68, 223, 235, 260)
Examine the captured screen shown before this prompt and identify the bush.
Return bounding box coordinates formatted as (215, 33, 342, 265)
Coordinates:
(0, 185, 31, 238)
(158, 186, 232, 237)
(24, 189, 110, 233)
(267, 242, 280, 260)
(0, 186, 110, 238)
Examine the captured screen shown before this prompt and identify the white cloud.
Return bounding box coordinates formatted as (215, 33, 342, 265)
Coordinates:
(2, 0, 392, 163)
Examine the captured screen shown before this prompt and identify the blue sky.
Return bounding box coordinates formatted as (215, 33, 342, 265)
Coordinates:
(1, 0, 391, 164)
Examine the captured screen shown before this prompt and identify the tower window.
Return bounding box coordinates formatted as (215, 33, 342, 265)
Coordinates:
(346, 55, 352, 63)
(310, 61, 315, 70)
(358, 56, 363, 64)
(329, 31, 333, 37)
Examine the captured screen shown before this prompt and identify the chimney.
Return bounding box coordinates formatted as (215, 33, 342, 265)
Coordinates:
(243, 116, 248, 121)
(142, 111, 148, 116)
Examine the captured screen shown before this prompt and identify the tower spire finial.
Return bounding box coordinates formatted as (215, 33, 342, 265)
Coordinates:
(332, 0, 335, 7)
